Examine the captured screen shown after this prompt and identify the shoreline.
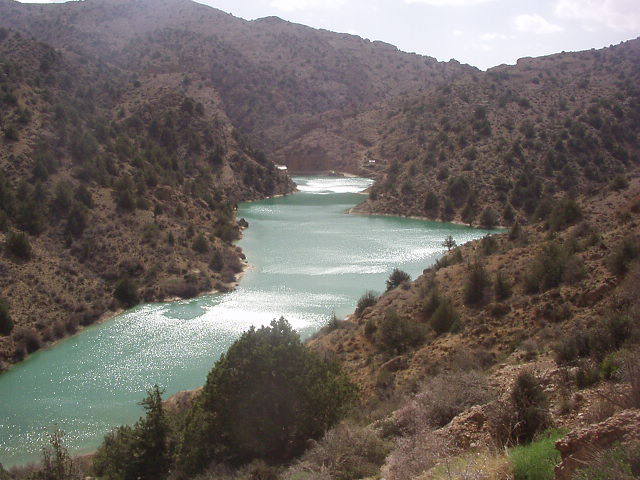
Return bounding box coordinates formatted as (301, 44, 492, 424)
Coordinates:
(0, 181, 302, 374)
(0, 212, 262, 376)
(346, 205, 507, 230)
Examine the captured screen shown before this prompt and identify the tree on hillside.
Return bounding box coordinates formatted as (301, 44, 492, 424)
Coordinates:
(113, 278, 139, 308)
(463, 261, 490, 306)
(442, 235, 457, 251)
(0, 298, 12, 336)
(5, 230, 32, 260)
(39, 428, 81, 480)
(176, 318, 356, 474)
(94, 386, 169, 480)
(386, 268, 411, 291)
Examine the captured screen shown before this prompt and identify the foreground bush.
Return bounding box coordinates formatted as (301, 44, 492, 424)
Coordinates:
(176, 318, 356, 474)
(511, 372, 550, 444)
(509, 429, 564, 480)
(283, 423, 390, 480)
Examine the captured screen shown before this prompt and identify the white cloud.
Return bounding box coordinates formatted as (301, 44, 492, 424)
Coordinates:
(452, 29, 464, 36)
(480, 32, 508, 41)
(555, 0, 640, 31)
(405, 0, 496, 6)
(269, 0, 345, 12)
(515, 14, 563, 34)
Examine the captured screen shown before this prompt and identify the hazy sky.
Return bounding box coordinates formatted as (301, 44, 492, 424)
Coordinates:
(18, 0, 640, 69)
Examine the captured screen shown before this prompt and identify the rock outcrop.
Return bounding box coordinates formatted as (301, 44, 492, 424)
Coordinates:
(555, 409, 640, 480)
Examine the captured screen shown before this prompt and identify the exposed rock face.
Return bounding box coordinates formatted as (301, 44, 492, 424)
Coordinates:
(555, 409, 640, 480)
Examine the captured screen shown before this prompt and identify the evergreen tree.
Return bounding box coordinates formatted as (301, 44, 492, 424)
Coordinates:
(442, 235, 457, 251)
(386, 268, 411, 291)
(94, 386, 169, 480)
(0, 297, 12, 336)
(113, 278, 139, 308)
(176, 318, 356, 473)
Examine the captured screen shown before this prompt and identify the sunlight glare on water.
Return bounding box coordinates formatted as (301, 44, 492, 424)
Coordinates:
(0, 176, 496, 467)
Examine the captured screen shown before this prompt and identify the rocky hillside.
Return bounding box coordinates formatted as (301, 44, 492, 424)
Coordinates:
(345, 38, 640, 226)
(0, 28, 292, 369)
(0, 0, 475, 170)
(305, 171, 639, 480)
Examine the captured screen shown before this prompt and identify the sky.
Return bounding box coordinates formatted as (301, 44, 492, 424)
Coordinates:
(17, 0, 640, 69)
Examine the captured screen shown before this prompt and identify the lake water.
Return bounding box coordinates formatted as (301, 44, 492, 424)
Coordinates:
(0, 176, 495, 467)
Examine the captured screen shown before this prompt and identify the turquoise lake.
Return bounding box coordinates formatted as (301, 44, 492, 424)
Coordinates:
(0, 176, 495, 467)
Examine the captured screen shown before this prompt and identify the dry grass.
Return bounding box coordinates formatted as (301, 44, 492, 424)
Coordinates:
(282, 423, 390, 480)
(416, 450, 513, 480)
(384, 430, 451, 480)
(394, 370, 494, 434)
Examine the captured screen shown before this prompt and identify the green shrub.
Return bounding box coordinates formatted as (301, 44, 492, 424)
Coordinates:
(176, 318, 356, 473)
(509, 429, 565, 480)
(94, 386, 169, 480)
(447, 176, 470, 206)
(509, 221, 523, 241)
(113, 278, 139, 308)
(600, 353, 621, 381)
(192, 233, 209, 254)
(424, 191, 439, 216)
(0, 297, 12, 335)
(463, 261, 489, 306)
(386, 268, 411, 291)
(3, 124, 18, 141)
(375, 309, 426, 353)
(480, 235, 498, 255)
(421, 287, 442, 318)
(430, 298, 459, 335)
(494, 271, 512, 300)
(524, 242, 582, 293)
(66, 204, 87, 238)
(607, 236, 639, 276)
(5, 230, 32, 259)
(548, 197, 582, 232)
(210, 249, 224, 271)
(610, 174, 629, 191)
(355, 291, 378, 317)
(480, 207, 499, 229)
(575, 362, 600, 389)
(510, 371, 550, 444)
(13, 326, 41, 354)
